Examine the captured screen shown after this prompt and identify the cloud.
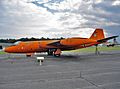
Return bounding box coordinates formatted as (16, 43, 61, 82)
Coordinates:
(112, 0, 120, 6)
(0, 0, 120, 42)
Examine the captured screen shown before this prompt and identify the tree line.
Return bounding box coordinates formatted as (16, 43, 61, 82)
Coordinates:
(0, 37, 64, 43)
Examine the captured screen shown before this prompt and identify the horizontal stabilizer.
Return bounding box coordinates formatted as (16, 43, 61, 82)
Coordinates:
(97, 35, 119, 43)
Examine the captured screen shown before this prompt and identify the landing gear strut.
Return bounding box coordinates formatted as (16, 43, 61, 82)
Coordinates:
(95, 44, 100, 55)
(47, 49, 54, 56)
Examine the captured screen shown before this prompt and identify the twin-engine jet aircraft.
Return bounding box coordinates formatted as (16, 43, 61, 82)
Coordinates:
(2, 28, 118, 57)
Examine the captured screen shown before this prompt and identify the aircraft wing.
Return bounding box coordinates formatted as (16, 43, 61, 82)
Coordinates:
(47, 40, 75, 50)
(47, 41, 62, 47)
(97, 35, 119, 43)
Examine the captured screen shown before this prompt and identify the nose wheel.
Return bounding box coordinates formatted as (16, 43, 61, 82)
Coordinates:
(26, 53, 33, 57)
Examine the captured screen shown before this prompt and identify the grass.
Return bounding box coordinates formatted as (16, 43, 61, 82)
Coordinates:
(0, 51, 6, 54)
(70, 46, 120, 53)
(99, 46, 120, 51)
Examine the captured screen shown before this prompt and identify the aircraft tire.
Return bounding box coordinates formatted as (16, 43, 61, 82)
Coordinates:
(54, 54, 60, 57)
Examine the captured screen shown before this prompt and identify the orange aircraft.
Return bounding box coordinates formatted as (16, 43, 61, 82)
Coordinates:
(2, 28, 118, 57)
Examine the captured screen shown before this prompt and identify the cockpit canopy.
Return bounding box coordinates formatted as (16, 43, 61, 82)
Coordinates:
(13, 41, 21, 46)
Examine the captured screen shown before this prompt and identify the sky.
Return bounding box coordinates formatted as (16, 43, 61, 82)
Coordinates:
(0, 0, 120, 41)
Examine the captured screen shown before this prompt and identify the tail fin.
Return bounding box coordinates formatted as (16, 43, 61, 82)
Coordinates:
(90, 28, 105, 40)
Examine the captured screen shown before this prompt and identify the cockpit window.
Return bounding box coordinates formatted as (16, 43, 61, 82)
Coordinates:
(13, 41, 21, 46)
(7, 41, 21, 47)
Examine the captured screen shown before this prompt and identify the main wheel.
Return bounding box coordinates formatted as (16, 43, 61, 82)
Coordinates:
(54, 54, 60, 57)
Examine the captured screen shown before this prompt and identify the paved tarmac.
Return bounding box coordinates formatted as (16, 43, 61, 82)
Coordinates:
(0, 51, 120, 89)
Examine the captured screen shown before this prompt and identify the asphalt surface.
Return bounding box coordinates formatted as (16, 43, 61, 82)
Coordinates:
(0, 51, 120, 89)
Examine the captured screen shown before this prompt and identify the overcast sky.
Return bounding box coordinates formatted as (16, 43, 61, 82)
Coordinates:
(0, 0, 120, 41)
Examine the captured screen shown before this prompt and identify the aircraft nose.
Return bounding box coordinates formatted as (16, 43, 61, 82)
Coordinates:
(4, 48, 8, 52)
(0, 46, 5, 52)
(2, 47, 5, 51)
(4, 47, 11, 53)
(4, 46, 17, 53)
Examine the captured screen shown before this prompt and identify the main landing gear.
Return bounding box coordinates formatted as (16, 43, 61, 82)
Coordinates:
(47, 48, 61, 57)
(47, 49, 54, 56)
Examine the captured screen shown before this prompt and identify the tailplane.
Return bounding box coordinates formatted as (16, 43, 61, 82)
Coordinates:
(90, 28, 105, 40)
